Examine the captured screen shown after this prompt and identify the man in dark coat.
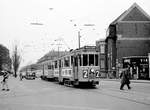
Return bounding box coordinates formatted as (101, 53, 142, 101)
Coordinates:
(120, 67, 131, 90)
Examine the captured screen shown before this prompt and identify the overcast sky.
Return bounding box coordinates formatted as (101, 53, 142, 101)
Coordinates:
(0, 0, 150, 67)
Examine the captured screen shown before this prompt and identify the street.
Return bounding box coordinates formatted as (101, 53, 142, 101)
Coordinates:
(0, 77, 150, 110)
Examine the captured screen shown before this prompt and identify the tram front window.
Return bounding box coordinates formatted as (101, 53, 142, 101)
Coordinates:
(83, 54, 88, 66)
(89, 54, 94, 66)
(95, 54, 98, 66)
(79, 55, 82, 66)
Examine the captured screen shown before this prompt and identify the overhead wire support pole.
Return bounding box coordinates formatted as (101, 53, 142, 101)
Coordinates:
(54, 38, 63, 58)
(78, 31, 81, 49)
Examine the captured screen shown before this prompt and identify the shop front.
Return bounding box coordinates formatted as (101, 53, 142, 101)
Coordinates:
(122, 56, 149, 80)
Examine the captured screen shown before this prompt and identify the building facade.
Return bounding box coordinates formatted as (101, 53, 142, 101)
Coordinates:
(96, 39, 107, 78)
(98, 3, 150, 79)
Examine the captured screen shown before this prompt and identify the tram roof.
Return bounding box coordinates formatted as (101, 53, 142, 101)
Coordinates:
(37, 46, 98, 62)
(20, 63, 42, 72)
(73, 46, 98, 53)
(122, 56, 148, 59)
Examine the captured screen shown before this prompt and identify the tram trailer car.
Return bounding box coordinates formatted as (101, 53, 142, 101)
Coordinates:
(41, 60, 54, 81)
(41, 46, 101, 87)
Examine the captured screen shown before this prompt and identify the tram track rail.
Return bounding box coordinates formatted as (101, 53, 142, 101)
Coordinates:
(1, 79, 150, 107)
(84, 87, 150, 106)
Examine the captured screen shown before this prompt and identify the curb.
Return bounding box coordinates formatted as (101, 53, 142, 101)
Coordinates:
(101, 79, 150, 84)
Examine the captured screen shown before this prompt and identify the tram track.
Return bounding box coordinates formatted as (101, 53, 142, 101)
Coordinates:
(1, 78, 150, 107)
(84, 87, 150, 106)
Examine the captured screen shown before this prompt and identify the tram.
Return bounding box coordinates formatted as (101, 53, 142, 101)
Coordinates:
(41, 46, 101, 86)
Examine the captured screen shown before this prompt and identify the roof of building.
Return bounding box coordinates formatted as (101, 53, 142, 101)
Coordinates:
(111, 3, 150, 25)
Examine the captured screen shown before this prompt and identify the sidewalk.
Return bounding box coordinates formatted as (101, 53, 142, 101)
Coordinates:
(0, 76, 25, 95)
(102, 78, 150, 84)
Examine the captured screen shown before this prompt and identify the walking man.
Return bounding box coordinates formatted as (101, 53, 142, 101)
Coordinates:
(120, 66, 131, 90)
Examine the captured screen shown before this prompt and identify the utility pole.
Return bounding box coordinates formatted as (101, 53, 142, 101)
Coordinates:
(51, 38, 63, 58)
(70, 19, 95, 49)
(78, 31, 81, 49)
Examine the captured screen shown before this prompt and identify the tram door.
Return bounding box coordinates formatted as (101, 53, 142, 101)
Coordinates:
(73, 55, 78, 80)
(58, 60, 62, 82)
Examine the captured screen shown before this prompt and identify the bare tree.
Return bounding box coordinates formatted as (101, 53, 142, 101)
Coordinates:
(11, 45, 21, 77)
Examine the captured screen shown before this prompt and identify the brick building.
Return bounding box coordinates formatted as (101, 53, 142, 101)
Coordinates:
(97, 3, 150, 79)
(96, 39, 107, 78)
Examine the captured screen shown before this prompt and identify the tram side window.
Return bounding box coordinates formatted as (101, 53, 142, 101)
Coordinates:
(74, 57, 78, 66)
(64, 57, 70, 67)
(71, 56, 73, 66)
(89, 54, 94, 66)
(48, 65, 51, 69)
(51, 65, 54, 69)
(79, 55, 82, 66)
(83, 54, 88, 66)
(55, 61, 58, 68)
(95, 54, 98, 66)
(59, 60, 61, 68)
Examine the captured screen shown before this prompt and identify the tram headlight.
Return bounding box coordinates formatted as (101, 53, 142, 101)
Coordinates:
(90, 69, 95, 73)
(95, 70, 101, 78)
(83, 70, 88, 78)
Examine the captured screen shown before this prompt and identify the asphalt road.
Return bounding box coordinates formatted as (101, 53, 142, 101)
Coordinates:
(0, 77, 150, 110)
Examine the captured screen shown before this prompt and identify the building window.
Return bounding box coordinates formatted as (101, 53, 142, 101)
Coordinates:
(100, 59, 105, 69)
(100, 45, 105, 54)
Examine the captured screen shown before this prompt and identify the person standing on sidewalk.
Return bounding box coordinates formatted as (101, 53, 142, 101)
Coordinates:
(120, 66, 131, 90)
(1, 70, 10, 91)
(19, 72, 23, 81)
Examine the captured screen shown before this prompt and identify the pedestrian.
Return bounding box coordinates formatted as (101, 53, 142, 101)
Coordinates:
(120, 66, 131, 90)
(19, 72, 23, 81)
(1, 70, 10, 91)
